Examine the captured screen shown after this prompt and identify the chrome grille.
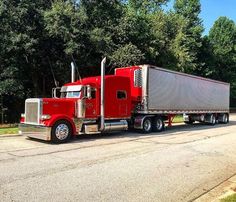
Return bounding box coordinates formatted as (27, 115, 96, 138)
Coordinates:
(25, 99, 41, 124)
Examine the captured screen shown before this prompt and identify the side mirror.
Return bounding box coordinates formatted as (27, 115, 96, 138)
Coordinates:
(52, 87, 61, 98)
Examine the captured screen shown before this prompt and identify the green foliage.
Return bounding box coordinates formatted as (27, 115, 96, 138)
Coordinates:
(44, 0, 87, 56)
(208, 17, 236, 101)
(173, 0, 203, 72)
(110, 43, 144, 67)
(209, 17, 236, 64)
(128, 0, 169, 14)
(208, 17, 236, 80)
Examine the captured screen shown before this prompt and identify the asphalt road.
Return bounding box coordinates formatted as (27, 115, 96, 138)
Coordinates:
(0, 115, 236, 202)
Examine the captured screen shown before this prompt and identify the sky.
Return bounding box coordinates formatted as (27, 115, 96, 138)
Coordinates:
(165, 0, 236, 35)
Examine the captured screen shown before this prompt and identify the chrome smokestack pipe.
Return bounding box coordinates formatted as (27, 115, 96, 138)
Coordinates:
(71, 62, 76, 82)
(100, 57, 106, 131)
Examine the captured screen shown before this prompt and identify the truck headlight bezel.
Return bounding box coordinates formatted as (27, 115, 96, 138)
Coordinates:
(40, 114, 51, 120)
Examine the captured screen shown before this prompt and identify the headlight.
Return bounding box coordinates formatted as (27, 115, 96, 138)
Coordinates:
(40, 114, 51, 120)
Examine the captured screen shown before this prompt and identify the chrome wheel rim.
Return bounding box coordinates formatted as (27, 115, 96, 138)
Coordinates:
(144, 119, 151, 132)
(55, 124, 69, 140)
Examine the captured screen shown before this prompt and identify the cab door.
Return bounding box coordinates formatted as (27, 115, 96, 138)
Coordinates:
(85, 88, 97, 118)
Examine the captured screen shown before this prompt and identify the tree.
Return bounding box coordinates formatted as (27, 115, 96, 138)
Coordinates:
(208, 17, 236, 103)
(173, 0, 204, 73)
(0, 0, 52, 122)
(148, 11, 182, 68)
(208, 17, 236, 80)
(110, 43, 144, 67)
(128, 0, 169, 14)
(44, 0, 88, 57)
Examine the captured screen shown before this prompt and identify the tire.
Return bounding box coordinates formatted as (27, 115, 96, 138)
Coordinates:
(210, 114, 216, 125)
(142, 118, 152, 133)
(152, 117, 164, 132)
(223, 113, 229, 124)
(51, 120, 72, 143)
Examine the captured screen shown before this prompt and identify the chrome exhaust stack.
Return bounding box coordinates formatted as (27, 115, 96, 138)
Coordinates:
(98, 57, 128, 133)
(71, 62, 76, 83)
(100, 57, 106, 131)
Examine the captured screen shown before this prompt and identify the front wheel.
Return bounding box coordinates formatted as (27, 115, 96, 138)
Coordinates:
(51, 120, 72, 143)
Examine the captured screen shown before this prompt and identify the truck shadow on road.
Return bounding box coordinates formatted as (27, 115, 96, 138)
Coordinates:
(72, 121, 236, 143)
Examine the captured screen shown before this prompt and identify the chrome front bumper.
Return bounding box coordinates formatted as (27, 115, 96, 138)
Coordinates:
(18, 123, 51, 141)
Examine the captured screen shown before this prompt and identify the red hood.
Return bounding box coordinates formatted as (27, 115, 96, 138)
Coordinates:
(42, 98, 77, 117)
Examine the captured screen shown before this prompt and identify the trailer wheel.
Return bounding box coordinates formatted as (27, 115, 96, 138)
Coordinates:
(142, 118, 152, 133)
(223, 113, 229, 124)
(209, 114, 216, 125)
(152, 117, 164, 132)
(51, 120, 72, 143)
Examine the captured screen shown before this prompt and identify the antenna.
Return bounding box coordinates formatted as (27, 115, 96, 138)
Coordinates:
(107, 66, 116, 75)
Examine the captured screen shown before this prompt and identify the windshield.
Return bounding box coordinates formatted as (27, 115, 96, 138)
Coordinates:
(60, 91, 81, 98)
(66, 91, 81, 98)
(60, 85, 83, 98)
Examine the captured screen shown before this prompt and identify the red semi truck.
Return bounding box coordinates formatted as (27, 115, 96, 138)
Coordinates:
(19, 58, 230, 143)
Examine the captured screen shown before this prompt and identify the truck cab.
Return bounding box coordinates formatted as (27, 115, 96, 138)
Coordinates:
(19, 68, 132, 143)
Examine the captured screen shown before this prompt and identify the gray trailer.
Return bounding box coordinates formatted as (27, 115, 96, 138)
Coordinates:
(133, 65, 230, 132)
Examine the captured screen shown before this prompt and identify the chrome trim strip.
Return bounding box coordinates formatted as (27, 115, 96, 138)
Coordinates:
(141, 65, 149, 112)
(61, 85, 82, 92)
(137, 110, 229, 114)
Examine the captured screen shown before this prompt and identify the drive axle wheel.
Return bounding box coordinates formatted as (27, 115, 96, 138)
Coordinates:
(152, 117, 164, 132)
(51, 120, 72, 143)
(142, 118, 152, 133)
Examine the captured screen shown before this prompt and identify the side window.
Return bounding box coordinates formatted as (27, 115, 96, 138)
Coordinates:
(117, 90, 127, 100)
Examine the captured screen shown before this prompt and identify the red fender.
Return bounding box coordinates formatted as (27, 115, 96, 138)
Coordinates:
(43, 114, 76, 136)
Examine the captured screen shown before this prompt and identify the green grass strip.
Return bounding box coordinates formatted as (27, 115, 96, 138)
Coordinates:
(221, 193, 236, 202)
(0, 127, 18, 135)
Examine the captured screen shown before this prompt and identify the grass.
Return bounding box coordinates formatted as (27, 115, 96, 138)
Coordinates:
(0, 126, 18, 135)
(172, 115, 184, 123)
(221, 193, 236, 202)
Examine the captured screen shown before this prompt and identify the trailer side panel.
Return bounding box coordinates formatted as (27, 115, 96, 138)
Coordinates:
(143, 66, 230, 112)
